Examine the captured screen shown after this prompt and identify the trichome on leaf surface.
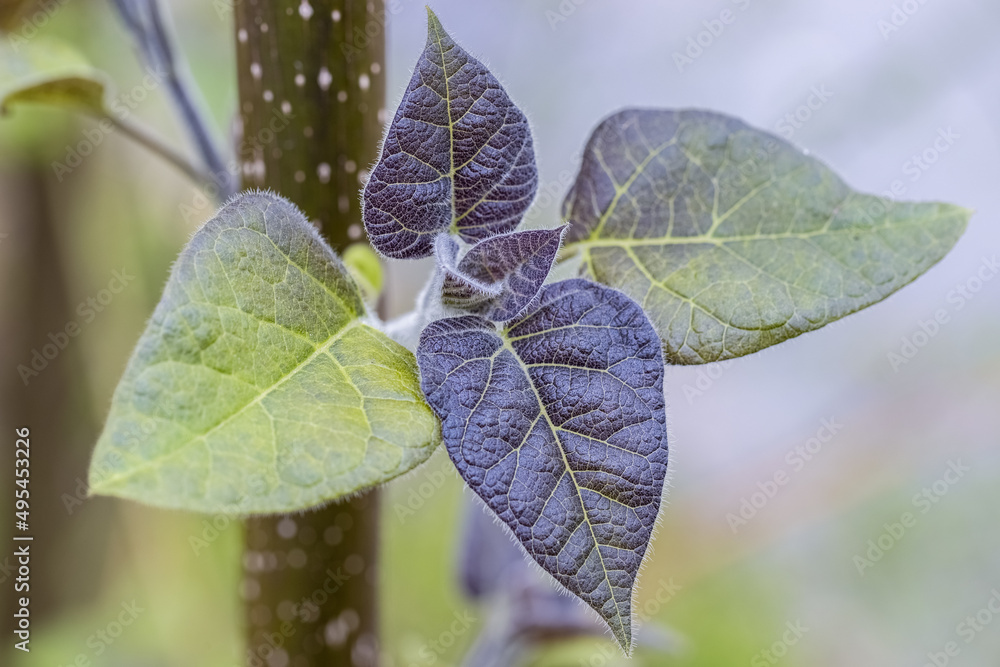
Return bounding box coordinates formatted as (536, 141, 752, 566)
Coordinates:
(88, 6, 970, 655)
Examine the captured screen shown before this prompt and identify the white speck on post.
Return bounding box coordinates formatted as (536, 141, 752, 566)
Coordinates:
(342, 609, 360, 632)
(260, 22, 268, 33)
(332, 9, 341, 21)
(377, 108, 387, 124)
(298, 0, 314, 20)
(344, 554, 365, 575)
(281, 100, 292, 114)
(338, 195, 350, 213)
(263, 90, 274, 102)
(268, 648, 289, 667)
(294, 73, 306, 87)
(276, 517, 297, 539)
(358, 73, 370, 91)
(371, 62, 381, 75)
(337, 90, 348, 102)
(318, 163, 331, 183)
(237, 28, 248, 43)
(239, 577, 261, 600)
(325, 618, 349, 647)
(319, 67, 333, 91)
(250, 62, 262, 79)
(294, 170, 306, 183)
(348, 224, 362, 240)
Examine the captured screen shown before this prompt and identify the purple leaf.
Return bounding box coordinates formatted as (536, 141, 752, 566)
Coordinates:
(417, 279, 669, 653)
(442, 227, 565, 322)
(362, 9, 538, 258)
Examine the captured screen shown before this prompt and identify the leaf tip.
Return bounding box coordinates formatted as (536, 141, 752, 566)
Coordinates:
(595, 607, 633, 657)
(85, 473, 111, 499)
(425, 6, 446, 39)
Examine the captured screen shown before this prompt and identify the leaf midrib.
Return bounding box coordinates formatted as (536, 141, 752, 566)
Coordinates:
(93, 318, 365, 492)
(429, 19, 458, 235)
(569, 205, 962, 249)
(498, 334, 629, 646)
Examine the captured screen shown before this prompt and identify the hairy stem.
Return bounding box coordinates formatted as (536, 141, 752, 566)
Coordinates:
(112, 0, 235, 198)
(91, 111, 213, 188)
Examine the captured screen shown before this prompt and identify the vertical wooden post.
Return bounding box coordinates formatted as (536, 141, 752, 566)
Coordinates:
(234, 1, 386, 665)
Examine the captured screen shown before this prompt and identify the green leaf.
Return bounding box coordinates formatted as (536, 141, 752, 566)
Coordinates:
(562, 109, 971, 364)
(89, 192, 441, 514)
(0, 36, 108, 115)
(342, 242, 384, 305)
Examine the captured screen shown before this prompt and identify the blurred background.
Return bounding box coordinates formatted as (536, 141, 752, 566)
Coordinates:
(1, 0, 998, 665)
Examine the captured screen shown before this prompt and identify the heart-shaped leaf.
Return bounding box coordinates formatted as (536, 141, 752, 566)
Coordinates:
(417, 279, 669, 653)
(441, 226, 566, 321)
(362, 8, 538, 259)
(562, 109, 971, 364)
(89, 192, 441, 513)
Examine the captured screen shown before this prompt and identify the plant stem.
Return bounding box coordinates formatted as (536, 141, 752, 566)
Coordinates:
(234, 1, 387, 665)
(112, 0, 235, 198)
(94, 111, 213, 189)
